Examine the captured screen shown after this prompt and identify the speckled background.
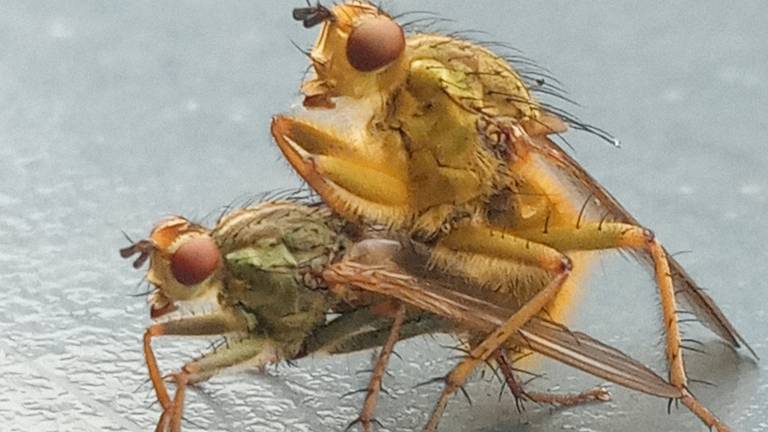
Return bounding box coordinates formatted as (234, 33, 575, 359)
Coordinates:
(0, 1, 765, 431)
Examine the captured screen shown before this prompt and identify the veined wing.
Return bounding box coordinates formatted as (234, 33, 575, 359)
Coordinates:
(324, 249, 681, 398)
(526, 134, 754, 358)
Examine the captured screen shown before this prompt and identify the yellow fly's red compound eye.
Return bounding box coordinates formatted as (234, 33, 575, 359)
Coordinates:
(346, 16, 405, 72)
(170, 236, 220, 286)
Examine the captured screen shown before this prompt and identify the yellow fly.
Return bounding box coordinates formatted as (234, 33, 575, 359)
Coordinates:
(272, 2, 754, 430)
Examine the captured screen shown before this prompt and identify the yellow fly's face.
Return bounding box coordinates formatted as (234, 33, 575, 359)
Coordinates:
(273, 1, 568, 234)
(120, 217, 222, 318)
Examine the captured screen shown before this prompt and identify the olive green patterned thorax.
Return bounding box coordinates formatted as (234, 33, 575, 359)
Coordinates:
(212, 203, 350, 346)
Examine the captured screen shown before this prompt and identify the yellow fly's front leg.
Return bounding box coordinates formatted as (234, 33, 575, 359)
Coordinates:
(424, 226, 573, 432)
(513, 221, 730, 431)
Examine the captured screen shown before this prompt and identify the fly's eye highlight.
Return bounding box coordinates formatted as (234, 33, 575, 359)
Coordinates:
(170, 236, 220, 286)
(346, 16, 405, 72)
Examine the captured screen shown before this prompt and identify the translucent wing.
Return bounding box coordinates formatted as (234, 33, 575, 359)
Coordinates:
(324, 240, 681, 398)
(526, 133, 754, 357)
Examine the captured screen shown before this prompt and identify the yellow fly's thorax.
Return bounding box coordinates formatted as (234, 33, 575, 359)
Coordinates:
(358, 36, 541, 233)
(405, 34, 541, 122)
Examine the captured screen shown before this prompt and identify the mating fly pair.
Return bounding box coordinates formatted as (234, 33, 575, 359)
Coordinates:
(124, 1, 754, 431)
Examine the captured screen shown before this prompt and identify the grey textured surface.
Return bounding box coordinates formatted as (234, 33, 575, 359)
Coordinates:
(0, 1, 766, 431)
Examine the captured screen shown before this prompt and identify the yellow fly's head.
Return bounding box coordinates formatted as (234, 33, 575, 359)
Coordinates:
(276, 2, 566, 234)
(293, 1, 407, 106)
(121, 217, 222, 319)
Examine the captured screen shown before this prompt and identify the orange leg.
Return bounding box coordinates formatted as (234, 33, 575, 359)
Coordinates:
(325, 233, 721, 430)
(513, 222, 730, 431)
(423, 252, 571, 431)
(495, 349, 609, 409)
(142, 312, 252, 432)
(348, 303, 406, 432)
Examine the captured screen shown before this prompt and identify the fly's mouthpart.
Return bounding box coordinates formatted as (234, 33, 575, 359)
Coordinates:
(293, 2, 334, 28)
(120, 239, 154, 269)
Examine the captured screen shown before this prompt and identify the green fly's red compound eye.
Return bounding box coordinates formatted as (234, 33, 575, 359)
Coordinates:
(170, 235, 220, 286)
(346, 15, 405, 72)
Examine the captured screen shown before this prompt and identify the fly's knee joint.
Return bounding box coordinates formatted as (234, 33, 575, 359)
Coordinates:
(542, 254, 571, 274)
(445, 371, 463, 389)
(173, 372, 188, 385)
(642, 228, 655, 243)
(181, 364, 195, 375)
(145, 324, 165, 339)
(624, 227, 656, 248)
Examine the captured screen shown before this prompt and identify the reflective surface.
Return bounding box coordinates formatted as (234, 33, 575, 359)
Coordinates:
(0, 1, 765, 431)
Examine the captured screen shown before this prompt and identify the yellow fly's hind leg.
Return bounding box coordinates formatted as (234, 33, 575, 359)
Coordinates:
(514, 221, 730, 431)
(423, 227, 574, 432)
(495, 349, 610, 410)
(346, 303, 406, 432)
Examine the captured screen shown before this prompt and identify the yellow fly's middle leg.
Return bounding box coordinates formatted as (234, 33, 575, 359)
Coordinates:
(513, 221, 730, 431)
(424, 228, 573, 432)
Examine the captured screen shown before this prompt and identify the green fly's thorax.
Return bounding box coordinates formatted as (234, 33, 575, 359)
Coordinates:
(212, 202, 351, 344)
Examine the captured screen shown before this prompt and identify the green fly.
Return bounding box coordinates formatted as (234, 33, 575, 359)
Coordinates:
(123, 199, 681, 431)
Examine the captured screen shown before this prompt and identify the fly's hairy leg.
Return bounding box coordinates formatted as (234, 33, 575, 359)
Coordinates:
(422, 236, 572, 432)
(143, 311, 250, 432)
(526, 134, 752, 355)
(322, 233, 576, 430)
(348, 303, 406, 432)
(161, 337, 281, 432)
(396, 226, 572, 431)
(512, 221, 730, 431)
(495, 349, 609, 408)
(323, 254, 681, 400)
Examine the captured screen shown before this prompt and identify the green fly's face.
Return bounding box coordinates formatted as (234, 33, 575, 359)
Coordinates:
(121, 216, 224, 319)
(123, 202, 347, 331)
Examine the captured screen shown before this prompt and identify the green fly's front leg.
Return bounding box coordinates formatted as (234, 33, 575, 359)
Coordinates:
(158, 336, 281, 432)
(143, 310, 256, 432)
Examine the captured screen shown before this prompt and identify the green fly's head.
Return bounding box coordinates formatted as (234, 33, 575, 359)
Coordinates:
(121, 217, 222, 318)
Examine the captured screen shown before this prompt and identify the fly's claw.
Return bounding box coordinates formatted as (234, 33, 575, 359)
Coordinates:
(345, 416, 384, 432)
